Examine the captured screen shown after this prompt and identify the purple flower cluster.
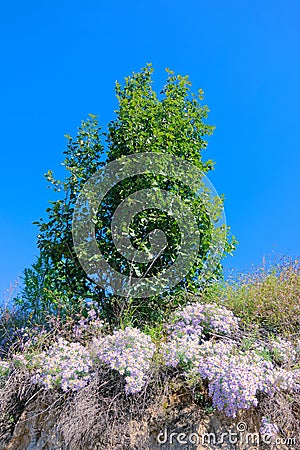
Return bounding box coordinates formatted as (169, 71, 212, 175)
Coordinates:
(167, 302, 239, 341)
(92, 327, 155, 394)
(32, 338, 94, 392)
(196, 342, 275, 417)
(5, 300, 300, 420)
(267, 336, 297, 364)
(162, 334, 200, 368)
(162, 302, 239, 370)
(267, 367, 300, 392)
(161, 301, 300, 418)
(73, 308, 106, 339)
(260, 416, 279, 439)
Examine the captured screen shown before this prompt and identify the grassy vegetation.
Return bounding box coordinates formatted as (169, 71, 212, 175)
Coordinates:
(204, 257, 300, 335)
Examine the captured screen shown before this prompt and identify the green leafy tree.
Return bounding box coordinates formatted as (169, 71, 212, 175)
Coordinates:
(95, 64, 236, 324)
(17, 65, 236, 327)
(16, 116, 107, 324)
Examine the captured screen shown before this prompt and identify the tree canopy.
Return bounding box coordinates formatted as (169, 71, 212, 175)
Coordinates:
(16, 64, 236, 327)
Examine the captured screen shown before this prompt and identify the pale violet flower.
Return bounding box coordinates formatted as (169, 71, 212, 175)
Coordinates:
(31, 338, 94, 392)
(93, 327, 155, 394)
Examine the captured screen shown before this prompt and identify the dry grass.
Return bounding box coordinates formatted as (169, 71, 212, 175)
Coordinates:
(259, 391, 300, 449)
(0, 368, 37, 446)
(58, 366, 170, 450)
(214, 258, 300, 335)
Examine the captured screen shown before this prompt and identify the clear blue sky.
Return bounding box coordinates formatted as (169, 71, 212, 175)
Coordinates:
(1, 1, 299, 302)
